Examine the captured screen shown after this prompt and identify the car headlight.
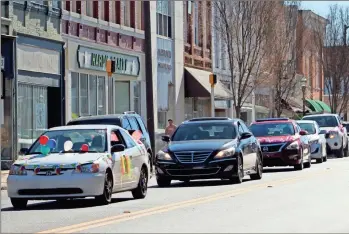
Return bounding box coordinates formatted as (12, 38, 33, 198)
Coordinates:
(214, 148, 235, 159)
(9, 165, 27, 176)
(286, 141, 299, 150)
(157, 150, 173, 161)
(74, 163, 100, 174)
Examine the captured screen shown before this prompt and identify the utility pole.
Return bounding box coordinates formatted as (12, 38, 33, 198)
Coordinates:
(143, 1, 155, 153)
(209, 74, 217, 117)
(343, 25, 348, 120)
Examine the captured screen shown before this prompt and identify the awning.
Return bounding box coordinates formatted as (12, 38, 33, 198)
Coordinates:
(313, 100, 331, 113)
(184, 67, 233, 100)
(305, 99, 323, 112)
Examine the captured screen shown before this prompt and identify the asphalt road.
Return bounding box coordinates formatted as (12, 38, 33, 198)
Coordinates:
(2, 157, 349, 233)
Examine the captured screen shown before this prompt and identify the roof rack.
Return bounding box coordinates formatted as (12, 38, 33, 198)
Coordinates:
(188, 117, 231, 122)
(255, 118, 289, 122)
(123, 111, 137, 114)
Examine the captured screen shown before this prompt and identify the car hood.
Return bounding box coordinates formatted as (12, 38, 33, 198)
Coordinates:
(165, 139, 237, 152)
(14, 152, 107, 168)
(257, 136, 296, 144)
(307, 134, 319, 142)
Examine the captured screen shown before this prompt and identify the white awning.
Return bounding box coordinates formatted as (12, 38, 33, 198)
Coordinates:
(184, 67, 233, 100)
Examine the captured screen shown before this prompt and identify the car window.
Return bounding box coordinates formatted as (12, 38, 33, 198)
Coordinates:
(343, 123, 349, 132)
(128, 117, 141, 131)
(122, 117, 132, 130)
(119, 130, 137, 148)
(298, 123, 316, 134)
(237, 123, 244, 135)
(250, 122, 295, 137)
(240, 122, 250, 133)
(303, 115, 339, 127)
(172, 122, 237, 141)
(136, 116, 147, 134)
(110, 129, 126, 147)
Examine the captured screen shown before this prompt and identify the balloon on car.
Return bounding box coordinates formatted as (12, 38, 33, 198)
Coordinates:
(39, 135, 49, 145)
(47, 139, 57, 149)
(40, 145, 51, 155)
(64, 140, 73, 151)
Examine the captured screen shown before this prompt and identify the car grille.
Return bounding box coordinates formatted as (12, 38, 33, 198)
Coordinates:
(166, 168, 220, 176)
(260, 144, 284, 153)
(18, 188, 83, 196)
(173, 151, 212, 163)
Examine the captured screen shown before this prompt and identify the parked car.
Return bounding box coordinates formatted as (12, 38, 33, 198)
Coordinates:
(8, 125, 150, 209)
(155, 117, 263, 187)
(249, 118, 311, 170)
(296, 120, 327, 163)
(67, 112, 154, 175)
(302, 114, 348, 158)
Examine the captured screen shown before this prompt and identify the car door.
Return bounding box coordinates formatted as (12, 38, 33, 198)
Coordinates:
(110, 129, 124, 192)
(241, 121, 257, 168)
(135, 116, 151, 149)
(119, 128, 143, 189)
(237, 122, 251, 170)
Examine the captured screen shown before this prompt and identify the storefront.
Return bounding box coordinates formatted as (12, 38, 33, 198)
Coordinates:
(16, 35, 65, 153)
(156, 37, 174, 129)
(65, 40, 145, 122)
(1, 35, 16, 169)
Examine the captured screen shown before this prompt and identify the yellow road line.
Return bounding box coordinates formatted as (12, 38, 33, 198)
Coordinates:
(38, 169, 331, 234)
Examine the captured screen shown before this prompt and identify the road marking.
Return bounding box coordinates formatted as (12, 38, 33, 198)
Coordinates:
(37, 169, 332, 234)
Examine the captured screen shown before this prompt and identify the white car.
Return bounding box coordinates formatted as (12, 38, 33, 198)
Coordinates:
(7, 125, 150, 209)
(302, 114, 348, 158)
(297, 120, 327, 163)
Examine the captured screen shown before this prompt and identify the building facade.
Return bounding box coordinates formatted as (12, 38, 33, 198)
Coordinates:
(1, 1, 64, 169)
(62, 1, 146, 123)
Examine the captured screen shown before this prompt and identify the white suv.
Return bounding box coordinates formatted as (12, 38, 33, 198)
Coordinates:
(302, 114, 348, 158)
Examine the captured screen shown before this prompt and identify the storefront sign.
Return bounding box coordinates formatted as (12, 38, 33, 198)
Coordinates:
(77, 46, 140, 77)
(1, 57, 4, 70)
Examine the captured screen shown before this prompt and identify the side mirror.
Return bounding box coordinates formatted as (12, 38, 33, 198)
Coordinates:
(240, 132, 252, 139)
(111, 144, 125, 153)
(162, 135, 170, 142)
(19, 148, 28, 155)
(319, 130, 327, 135)
(299, 130, 308, 136)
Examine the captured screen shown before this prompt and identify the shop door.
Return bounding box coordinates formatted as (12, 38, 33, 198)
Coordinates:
(17, 84, 48, 150)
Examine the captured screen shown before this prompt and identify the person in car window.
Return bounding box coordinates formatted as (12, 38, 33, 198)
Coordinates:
(165, 119, 177, 137)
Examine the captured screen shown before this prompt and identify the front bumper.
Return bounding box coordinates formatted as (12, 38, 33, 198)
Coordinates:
(155, 158, 237, 180)
(262, 149, 301, 167)
(7, 172, 105, 199)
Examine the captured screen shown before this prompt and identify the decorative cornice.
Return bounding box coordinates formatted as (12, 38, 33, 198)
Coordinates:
(13, 1, 61, 19)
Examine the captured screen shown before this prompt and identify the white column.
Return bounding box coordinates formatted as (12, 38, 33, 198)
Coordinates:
(150, 1, 158, 128)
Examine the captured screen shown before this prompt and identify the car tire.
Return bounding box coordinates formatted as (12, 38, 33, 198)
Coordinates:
(250, 152, 263, 181)
(156, 176, 171, 187)
(294, 151, 304, 171)
(230, 155, 243, 184)
(336, 145, 344, 158)
(304, 154, 312, 168)
(316, 157, 323, 163)
(95, 172, 113, 205)
(132, 166, 148, 199)
(11, 198, 28, 210)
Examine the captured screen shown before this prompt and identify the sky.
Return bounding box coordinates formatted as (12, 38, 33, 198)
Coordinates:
(302, 1, 349, 18)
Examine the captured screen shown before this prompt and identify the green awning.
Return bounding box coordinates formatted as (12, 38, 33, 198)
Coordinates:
(313, 100, 331, 113)
(305, 99, 323, 112)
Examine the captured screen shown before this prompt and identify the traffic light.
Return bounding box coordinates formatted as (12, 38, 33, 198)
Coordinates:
(209, 73, 217, 86)
(111, 60, 115, 73)
(106, 59, 116, 77)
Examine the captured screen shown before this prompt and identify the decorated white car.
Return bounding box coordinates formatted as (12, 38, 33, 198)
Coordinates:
(7, 125, 150, 209)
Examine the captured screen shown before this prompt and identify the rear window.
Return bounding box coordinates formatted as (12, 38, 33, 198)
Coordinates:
(303, 115, 338, 128)
(67, 118, 122, 127)
(250, 122, 295, 137)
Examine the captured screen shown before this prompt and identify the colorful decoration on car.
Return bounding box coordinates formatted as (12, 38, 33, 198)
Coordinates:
(80, 144, 89, 152)
(34, 165, 40, 175)
(64, 140, 73, 152)
(120, 155, 132, 176)
(38, 135, 57, 156)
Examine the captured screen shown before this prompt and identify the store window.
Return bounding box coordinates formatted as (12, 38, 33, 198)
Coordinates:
(156, 0, 172, 38)
(70, 72, 106, 119)
(133, 81, 141, 114)
(158, 111, 167, 129)
(17, 84, 48, 149)
(114, 81, 130, 114)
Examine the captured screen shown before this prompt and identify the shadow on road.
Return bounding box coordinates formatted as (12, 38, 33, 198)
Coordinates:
(1, 197, 133, 212)
(263, 167, 295, 173)
(149, 178, 252, 189)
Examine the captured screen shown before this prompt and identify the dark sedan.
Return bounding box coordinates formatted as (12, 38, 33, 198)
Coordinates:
(155, 118, 263, 187)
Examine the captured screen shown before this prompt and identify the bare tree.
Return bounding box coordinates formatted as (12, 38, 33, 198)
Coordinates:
(213, 1, 278, 118)
(312, 5, 349, 116)
(266, 1, 301, 117)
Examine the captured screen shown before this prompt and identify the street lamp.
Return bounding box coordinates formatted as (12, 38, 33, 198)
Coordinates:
(301, 77, 307, 116)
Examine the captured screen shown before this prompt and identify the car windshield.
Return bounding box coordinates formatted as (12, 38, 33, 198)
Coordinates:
(250, 123, 295, 137)
(27, 129, 107, 154)
(303, 116, 338, 127)
(172, 122, 237, 141)
(298, 123, 316, 134)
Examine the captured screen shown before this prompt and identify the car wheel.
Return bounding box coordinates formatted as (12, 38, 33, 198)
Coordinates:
(11, 198, 28, 210)
(294, 151, 304, 171)
(316, 157, 323, 163)
(250, 152, 263, 180)
(230, 155, 243, 184)
(336, 145, 344, 158)
(304, 154, 312, 168)
(95, 172, 113, 205)
(156, 176, 171, 187)
(132, 166, 148, 199)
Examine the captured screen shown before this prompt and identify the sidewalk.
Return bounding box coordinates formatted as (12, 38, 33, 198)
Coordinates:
(1, 171, 9, 190)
